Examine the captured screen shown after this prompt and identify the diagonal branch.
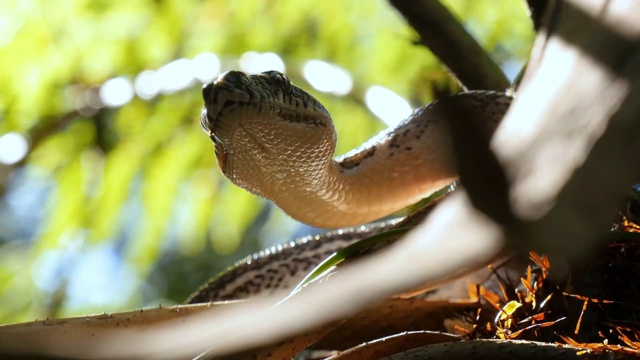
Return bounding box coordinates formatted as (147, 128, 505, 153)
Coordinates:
(389, 0, 511, 91)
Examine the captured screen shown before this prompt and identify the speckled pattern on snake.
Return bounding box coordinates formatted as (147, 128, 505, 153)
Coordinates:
(188, 70, 512, 303)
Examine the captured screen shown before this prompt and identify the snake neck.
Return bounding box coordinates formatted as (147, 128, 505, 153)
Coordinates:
(267, 92, 512, 228)
(325, 159, 457, 227)
(270, 116, 460, 228)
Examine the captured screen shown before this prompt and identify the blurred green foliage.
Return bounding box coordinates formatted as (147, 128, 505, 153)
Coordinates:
(0, 0, 533, 323)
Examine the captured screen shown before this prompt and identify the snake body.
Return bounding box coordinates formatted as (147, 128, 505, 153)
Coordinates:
(190, 71, 512, 303)
(187, 220, 397, 303)
(200, 70, 512, 228)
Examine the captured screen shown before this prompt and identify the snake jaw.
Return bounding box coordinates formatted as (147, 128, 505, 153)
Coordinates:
(200, 77, 250, 177)
(199, 107, 229, 175)
(213, 140, 229, 176)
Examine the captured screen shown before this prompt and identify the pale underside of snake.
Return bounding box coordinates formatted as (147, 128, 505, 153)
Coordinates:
(199, 70, 512, 229)
(189, 70, 512, 302)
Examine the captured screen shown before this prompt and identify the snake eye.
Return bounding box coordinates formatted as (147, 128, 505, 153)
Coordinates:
(263, 71, 290, 90)
(202, 83, 214, 101)
(220, 70, 245, 86)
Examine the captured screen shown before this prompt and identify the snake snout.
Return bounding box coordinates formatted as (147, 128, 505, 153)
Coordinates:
(202, 82, 214, 102)
(217, 70, 246, 87)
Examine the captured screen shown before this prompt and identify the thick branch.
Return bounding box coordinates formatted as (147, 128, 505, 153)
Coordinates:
(389, 0, 511, 91)
(494, 0, 640, 262)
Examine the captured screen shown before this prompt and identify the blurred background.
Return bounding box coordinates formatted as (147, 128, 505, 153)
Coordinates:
(0, 0, 533, 323)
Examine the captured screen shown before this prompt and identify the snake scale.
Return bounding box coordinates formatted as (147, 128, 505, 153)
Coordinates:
(189, 70, 511, 303)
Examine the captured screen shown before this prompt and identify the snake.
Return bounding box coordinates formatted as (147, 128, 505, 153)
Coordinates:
(199, 70, 512, 229)
(189, 72, 638, 358)
(188, 70, 512, 302)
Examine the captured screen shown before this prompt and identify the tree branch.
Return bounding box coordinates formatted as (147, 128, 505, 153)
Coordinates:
(494, 0, 640, 263)
(388, 0, 511, 91)
(526, 0, 551, 31)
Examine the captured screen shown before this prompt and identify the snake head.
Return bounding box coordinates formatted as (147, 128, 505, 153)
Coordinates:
(200, 70, 336, 197)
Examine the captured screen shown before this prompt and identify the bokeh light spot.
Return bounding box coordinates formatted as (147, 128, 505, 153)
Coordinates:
(364, 85, 413, 126)
(303, 60, 353, 96)
(239, 51, 285, 74)
(99, 77, 134, 107)
(0, 132, 29, 165)
(193, 52, 221, 83)
(156, 58, 196, 94)
(84, 86, 103, 109)
(134, 70, 160, 100)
